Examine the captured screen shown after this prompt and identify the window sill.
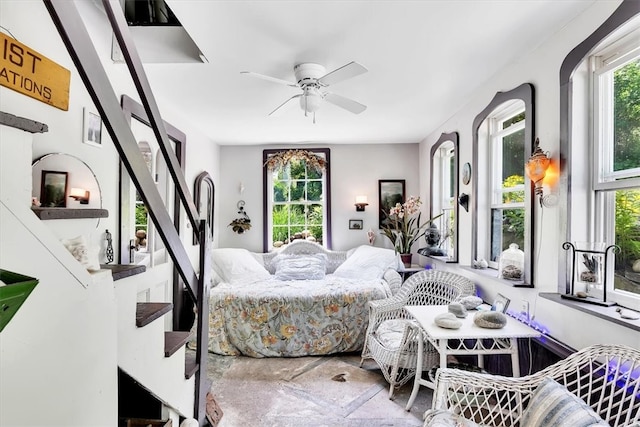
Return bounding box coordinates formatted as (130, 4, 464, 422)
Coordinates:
(456, 265, 533, 288)
(539, 293, 640, 333)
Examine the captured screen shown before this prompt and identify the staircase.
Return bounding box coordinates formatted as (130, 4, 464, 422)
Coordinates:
(115, 274, 197, 423)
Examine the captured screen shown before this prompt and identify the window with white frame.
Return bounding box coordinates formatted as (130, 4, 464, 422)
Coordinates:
(589, 30, 640, 306)
(432, 141, 456, 258)
(263, 149, 330, 250)
(487, 104, 526, 268)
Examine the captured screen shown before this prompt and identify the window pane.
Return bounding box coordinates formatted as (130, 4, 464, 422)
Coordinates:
(307, 167, 322, 180)
(614, 189, 640, 296)
(613, 59, 640, 173)
(502, 112, 525, 129)
(307, 181, 322, 201)
(290, 204, 306, 225)
(272, 204, 289, 223)
(502, 129, 525, 180)
(502, 175, 525, 203)
(290, 181, 305, 201)
(308, 204, 323, 225)
(289, 160, 306, 179)
(273, 180, 288, 202)
(272, 226, 289, 243)
(491, 208, 525, 262)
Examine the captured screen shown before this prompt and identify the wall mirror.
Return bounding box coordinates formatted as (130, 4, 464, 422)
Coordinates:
(425, 131, 459, 262)
(120, 95, 186, 268)
(471, 83, 535, 286)
(32, 153, 103, 235)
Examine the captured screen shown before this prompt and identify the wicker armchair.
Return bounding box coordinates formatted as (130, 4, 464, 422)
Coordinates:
(424, 343, 640, 427)
(360, 270, 476, 398)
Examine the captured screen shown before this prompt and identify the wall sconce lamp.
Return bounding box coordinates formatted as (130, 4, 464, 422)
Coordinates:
(525, 138, 551, 206)
(69, 188, 90, 204)
(355, 196, 369, 211)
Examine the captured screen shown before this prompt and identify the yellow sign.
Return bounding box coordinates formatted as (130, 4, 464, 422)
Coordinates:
(0, 33, 70, 111)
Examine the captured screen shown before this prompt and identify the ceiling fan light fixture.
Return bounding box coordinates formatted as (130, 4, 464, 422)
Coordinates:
(300, 90, 322, 113)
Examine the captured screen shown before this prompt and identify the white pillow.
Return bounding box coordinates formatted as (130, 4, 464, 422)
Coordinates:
(61, 235, 101, 271)
(334, 245, 400, 280)
(211, 248, 271, 283)
(273, 253, 327, 281)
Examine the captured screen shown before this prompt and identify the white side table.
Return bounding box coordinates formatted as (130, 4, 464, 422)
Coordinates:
(404, 305, 541, 410)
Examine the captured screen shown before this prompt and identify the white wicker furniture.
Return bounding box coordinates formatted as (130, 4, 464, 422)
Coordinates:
(405, 305, 541, 411)
(424, 343, 640, 427)
(360, 270, 476, 399)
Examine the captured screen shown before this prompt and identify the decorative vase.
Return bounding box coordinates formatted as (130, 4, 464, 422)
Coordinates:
(400, 253, 412, 268)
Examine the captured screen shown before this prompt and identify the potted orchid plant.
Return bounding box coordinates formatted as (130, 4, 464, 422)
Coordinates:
(380, 196, 442, 267)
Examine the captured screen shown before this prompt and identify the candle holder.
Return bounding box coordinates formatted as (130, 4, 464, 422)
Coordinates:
(561, 241, 619, 307)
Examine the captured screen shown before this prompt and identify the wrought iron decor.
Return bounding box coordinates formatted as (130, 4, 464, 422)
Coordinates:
(193, 171, 215, 245)
(561, 241, 620, 306)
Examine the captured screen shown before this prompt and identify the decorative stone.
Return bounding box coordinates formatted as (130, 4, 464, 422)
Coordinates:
(473, 311, 507, 329)
(576, 291, 588, 298)
(460, 295, 483, 310)
(616, 307, 640, 320)
(632, 259, 640, 273)
(473, 259, 488, 269)
(448, 302, 468, 318)
(435, 312, 462, 329)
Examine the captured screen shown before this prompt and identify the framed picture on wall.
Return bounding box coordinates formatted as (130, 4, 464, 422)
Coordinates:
(378, 179, 405, 229)
(83, 107, 102, 147)
(40, 170, 68, 207)
(349, 219, 363, 230)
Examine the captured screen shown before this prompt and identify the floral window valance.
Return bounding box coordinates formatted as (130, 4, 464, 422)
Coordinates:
(264, 149, 327, 174)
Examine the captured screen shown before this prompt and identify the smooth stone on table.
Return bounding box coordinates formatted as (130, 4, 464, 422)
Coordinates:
(473, 311, 507, 329)
(434, 312, 462, 329)
(448, 302, 467, 318)
(459, 295, 483, 310)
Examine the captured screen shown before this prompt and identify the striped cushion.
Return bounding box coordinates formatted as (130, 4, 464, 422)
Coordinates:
(521, 378, 608, 427)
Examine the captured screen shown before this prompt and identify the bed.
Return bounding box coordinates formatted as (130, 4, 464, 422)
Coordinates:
(207, 240, 402, 358)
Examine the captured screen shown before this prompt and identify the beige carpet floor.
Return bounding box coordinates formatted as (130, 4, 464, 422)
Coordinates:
(206, 351, 432, 427)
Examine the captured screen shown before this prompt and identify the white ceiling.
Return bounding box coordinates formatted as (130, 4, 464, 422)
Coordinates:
(141, 0, 597, 146)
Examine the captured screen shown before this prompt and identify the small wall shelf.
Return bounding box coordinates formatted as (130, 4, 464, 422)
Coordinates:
(31, 207, 108, 220)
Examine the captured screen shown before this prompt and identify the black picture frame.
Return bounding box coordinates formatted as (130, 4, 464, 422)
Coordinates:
(491, 293, 510, 313)
(349, 219, 363, 230)
(378, 179, 405, 229)
(40, 170, 68, 207)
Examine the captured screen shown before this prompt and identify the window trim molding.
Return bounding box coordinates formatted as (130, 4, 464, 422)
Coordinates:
(559, 0, 640, 293)
(430, 131, 459, 263)
(262, 148, 332, 252)
(471, 83, 535, 287)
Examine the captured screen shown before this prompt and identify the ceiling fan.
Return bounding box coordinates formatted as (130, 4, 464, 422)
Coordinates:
(241, 61, 368, 122)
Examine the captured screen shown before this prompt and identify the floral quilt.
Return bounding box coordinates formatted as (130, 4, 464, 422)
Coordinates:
(208, 275, 391, 357)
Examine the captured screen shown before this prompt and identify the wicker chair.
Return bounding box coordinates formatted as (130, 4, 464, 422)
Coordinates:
(424, 343, 640, 427)
(360, 270, 476, 398)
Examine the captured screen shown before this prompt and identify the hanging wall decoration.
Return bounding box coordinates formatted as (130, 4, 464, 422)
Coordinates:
(229, 200, 251, 234)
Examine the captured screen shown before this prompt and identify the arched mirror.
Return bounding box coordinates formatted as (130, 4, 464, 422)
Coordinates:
(120, 95, 186, 268)
(424, 131, 459, 262)
(32, 153, 103, 235)
(472, 83, 535, 286)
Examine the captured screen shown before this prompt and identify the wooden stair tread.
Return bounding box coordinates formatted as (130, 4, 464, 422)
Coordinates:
(184, 352, 198, 379)
(136, 302, 173, 327)
(164, 331, 191, 357)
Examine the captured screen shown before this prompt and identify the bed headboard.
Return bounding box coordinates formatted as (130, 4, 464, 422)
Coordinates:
(260, 240, 348, 274)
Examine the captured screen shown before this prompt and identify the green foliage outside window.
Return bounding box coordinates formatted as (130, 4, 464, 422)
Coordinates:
(271, 159, 324, 244)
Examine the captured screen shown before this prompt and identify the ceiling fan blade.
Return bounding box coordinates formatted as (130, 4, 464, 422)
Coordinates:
(317, 61, 368, 86)
(324, 92, 367, 114)
(240, 71, 298, 88)
(269, 94, 302, 116)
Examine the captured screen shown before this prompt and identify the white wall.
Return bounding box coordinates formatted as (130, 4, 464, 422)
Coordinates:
(218, 143, 420, 252)
(419, 0, 639, 351)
